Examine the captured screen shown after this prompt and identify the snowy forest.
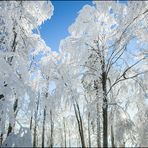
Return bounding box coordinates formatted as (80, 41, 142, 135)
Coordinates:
(0, 0, 148, 147)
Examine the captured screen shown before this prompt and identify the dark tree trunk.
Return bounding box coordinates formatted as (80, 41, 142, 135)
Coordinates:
(102, 68, 108, 147)
(42, 107, 46, 148)
(33, 122, 37, 148)
(74, 102, 86, 148)
(50, 110, 54, 148)
(30, 116, 33, 131)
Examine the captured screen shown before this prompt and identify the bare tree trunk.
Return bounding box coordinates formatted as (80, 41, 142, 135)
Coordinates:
(111, 125, 115, 148)
(42, 107, 46, 148)
(8, 26, 17, 65)
(88, 112, 91, 147)
(30, 116, 33, 131)
(74, 102, 85, 148)
(76, 103, 85, 148)
(96, 103, 101, 148)
(49, 110, 54, 148)
(33, 119, 37, 148)
(102, 61, 108, 147)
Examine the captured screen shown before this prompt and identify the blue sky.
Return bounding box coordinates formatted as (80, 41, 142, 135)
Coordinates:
(39, 0, 128, 52)
(39, 1, 92, 51)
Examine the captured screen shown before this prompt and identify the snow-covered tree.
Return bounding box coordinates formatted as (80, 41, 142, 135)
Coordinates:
(0, 1, 53, 146)
(0, 0, 148, 147)
(59, 1, 148, 147)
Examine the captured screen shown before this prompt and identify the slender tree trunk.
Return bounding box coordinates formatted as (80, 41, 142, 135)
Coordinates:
(111, 125, 115, 147)
(50, 110, 54, 148)
(33, 122, 37, 148)
(74, 102, 86, 148)
(88, 112, 91, 147)
(30, 116, 33, 131)
(76, 103, 85, 148)
(97, 103, 101, 148)
(8, 26, 17, 65)
(102, 62, 108, 147)
(42, 107, 46, 148)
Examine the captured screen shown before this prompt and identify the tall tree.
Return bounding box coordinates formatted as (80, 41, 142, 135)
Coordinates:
(59, 1, 148, 147)
(0, 1, 53, 146)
